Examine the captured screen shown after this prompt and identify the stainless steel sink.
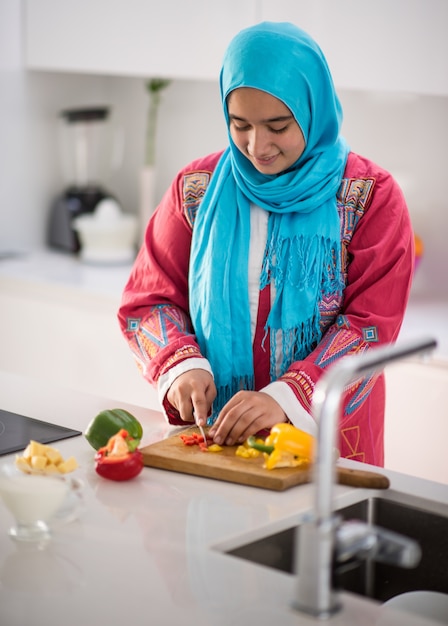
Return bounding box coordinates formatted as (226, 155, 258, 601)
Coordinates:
(223, 494, 448, 603)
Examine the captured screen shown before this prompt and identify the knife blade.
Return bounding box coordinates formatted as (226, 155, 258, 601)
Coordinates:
(193, 413, 207, 447)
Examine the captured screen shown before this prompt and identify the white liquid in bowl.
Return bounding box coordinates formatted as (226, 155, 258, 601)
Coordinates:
(0, 471, 68, 528)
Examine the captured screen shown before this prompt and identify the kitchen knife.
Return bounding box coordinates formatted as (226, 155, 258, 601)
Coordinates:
(193, 413, 207, 448)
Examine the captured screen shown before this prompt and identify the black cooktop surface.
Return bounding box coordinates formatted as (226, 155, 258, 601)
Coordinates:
(0, 409, 82, 456)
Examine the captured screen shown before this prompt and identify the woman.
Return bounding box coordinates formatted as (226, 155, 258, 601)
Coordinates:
(118, 22, 414, 466)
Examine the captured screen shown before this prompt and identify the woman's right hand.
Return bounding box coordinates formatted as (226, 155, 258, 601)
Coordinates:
(166, 369, 216, 426)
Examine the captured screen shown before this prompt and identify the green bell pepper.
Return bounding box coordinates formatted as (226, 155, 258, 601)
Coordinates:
(84, 408, 143, 451)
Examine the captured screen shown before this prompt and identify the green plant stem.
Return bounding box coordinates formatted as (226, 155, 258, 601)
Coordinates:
(145, 91, 160, 167)
(145, 79, 171, 167)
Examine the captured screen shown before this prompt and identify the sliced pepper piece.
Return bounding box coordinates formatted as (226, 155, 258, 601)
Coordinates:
(235, 444, 261, 458)
(246, 436, 274, 454)
(263, 448, 309, 470)
(207, 444, 224, 453)
(179, 432, 212, 447)
(95, 429, 143, 481)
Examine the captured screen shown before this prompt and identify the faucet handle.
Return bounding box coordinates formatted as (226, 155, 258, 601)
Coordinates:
(335, 519, 422, 569)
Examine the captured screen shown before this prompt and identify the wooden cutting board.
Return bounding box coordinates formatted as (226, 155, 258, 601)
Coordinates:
(140, 428, 390, 492)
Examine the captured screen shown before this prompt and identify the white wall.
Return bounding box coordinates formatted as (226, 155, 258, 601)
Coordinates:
(339, 90, 448, 299)
(0, 0, 30, 250)
(1, 1, 447, 298)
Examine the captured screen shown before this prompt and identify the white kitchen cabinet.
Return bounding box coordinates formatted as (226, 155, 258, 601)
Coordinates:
(25, 0, 448, 94)
(24, 0, 257, 80)
(260, 0, 448, 95)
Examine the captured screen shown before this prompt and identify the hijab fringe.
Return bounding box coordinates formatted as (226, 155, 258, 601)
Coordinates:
(269, 318, 321, 380)
(261, 233, 342, 294)
(261, 232, 344, 379)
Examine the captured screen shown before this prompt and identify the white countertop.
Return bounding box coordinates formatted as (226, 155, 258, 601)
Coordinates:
(0, 371, 447, 626)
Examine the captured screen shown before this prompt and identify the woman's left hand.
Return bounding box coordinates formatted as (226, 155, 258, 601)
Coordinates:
(208, 390, 288, 446)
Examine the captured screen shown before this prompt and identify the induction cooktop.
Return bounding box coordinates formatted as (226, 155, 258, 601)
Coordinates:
(0, 409, 82, 456)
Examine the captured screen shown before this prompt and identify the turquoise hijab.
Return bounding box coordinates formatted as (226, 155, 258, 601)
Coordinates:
(189, 22, 350, 420)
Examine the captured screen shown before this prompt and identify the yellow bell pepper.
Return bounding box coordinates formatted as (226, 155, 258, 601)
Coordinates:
(265, 423, 315, 459)
(247, 423, 315, 470)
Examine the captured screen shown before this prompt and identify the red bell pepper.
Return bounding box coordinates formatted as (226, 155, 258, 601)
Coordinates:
(95, 429, 143, 481)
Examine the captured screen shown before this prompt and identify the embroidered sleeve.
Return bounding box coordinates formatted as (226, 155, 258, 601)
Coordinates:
(122, 305, 202, 383)
(279, 165, 415, 421)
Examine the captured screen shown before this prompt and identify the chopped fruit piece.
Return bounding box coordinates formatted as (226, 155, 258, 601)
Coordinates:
(57, 457, 78, 474)
(15, 441, 78, 475)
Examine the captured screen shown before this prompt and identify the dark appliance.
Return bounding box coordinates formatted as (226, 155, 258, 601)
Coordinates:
(0, 409, 81, 456)
(48, 106, 116, 253)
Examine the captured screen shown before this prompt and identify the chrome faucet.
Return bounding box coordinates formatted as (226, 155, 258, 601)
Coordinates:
(294, 336, 437, 619)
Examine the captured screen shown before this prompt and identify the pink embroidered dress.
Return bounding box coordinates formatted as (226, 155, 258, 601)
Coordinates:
(118, 150, 414, 467)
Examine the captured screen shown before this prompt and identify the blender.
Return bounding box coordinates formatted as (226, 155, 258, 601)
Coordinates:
(47, 106, 118, 253)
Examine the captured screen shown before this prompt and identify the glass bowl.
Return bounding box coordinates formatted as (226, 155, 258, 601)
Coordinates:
(0, 463, 74, 542)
